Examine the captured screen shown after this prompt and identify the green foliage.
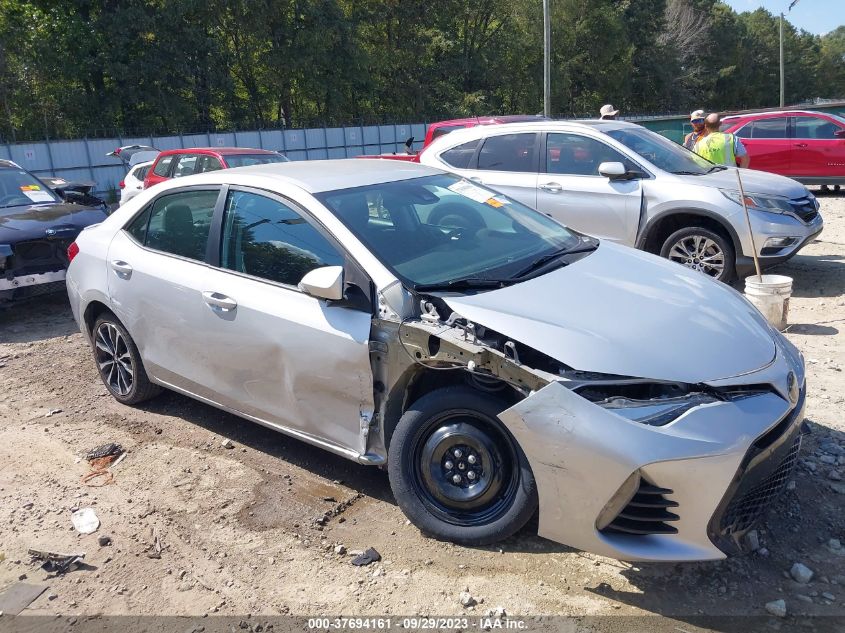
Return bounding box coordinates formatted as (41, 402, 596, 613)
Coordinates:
(0, 0, 842, 141)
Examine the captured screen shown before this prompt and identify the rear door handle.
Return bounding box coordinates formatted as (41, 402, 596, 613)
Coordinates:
(794, 143, 808, 148)
(540, 182, 563, 193)
(202, 291, 237, 311)
(109, 260, 133, 277)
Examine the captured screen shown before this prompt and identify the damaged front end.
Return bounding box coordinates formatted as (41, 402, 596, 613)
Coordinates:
(368, 284, 806, 561)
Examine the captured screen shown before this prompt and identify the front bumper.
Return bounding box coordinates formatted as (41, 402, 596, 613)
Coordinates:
(498, 341, 805, 562)
(736, 207, 823, 266)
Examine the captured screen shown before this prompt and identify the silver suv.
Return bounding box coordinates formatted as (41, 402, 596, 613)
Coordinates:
(420, 120, 824, 282)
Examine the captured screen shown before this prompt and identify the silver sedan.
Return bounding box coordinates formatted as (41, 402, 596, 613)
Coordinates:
(66, 160, 806, 561)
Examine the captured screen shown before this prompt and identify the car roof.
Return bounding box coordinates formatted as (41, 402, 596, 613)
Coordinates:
(156, 147, 280, 157)
(722, 109, 830, 122)
(433, 114, 548, 127)
(424, 119, 640, 146)
(187, 158, 447, 194)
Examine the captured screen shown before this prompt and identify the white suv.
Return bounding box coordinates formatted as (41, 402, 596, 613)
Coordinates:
(420, 120, 823, 282)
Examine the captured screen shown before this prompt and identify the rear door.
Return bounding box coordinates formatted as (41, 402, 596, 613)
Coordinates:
(198, 187, 374, 454)
(453, 132, 539, 209)
(536, 132, 642, 244)
(107, 187, 222, 395)
(733, 116, 790, 175)
(790, 114, 845, 181)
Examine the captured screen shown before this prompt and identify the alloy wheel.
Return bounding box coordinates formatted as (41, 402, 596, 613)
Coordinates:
(667, 234, 725, 278)
(94, 322, 134, 396)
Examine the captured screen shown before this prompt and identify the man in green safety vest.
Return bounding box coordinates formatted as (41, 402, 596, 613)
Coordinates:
(693, 113, 750, 168)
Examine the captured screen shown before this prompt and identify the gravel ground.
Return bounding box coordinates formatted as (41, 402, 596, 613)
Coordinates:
(0, 192, 843, 625)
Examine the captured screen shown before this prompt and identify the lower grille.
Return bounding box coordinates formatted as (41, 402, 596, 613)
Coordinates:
(720, 435, 801, 536)
(602, 480, 679, 535)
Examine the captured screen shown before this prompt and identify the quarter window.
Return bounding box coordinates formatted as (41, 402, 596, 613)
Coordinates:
(152, 156, 174, 177)
(220, 190, 343, 287)
(137, 190, 218, 260)
(440, 140, 479, 169)
(477, 133, 537, 173)
(793, 116, 840, 139)
(546, 133, 631, 176)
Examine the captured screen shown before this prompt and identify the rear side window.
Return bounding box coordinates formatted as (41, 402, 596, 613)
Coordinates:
(220, 190, 343, 286)
(134, 190, 219, 260)
(737, 118, 788, 139)
(132, 165, 151, 180)
(793, 116, 840, 139)
(172, 155, 199, 178)
(477, 133, 537, 173)
(152, 156, 174, 177)
(430, 126, 464, 141)
(440, 140, 479, 169)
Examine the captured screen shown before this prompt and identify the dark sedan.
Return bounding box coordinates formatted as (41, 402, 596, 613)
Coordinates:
(1, 160, 108, 304)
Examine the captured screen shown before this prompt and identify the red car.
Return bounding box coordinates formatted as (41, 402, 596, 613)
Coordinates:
(720, 110, 845, 187)
(358, 115, 547, 162)
(144, 147, 288, 189)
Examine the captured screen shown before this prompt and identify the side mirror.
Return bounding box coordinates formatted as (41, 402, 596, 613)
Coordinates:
(298, 266, 344, 301)
(598, 162, 627, 179)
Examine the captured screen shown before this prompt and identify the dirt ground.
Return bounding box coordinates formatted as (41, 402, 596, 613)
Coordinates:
(1, 192, 844, 626)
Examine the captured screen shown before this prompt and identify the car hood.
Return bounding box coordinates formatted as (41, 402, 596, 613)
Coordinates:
(688, 166, 808, 199)
(441, 242, 776, 383)
(0, 202, 108, 244)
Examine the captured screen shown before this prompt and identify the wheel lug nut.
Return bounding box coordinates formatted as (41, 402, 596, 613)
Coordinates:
(444, 460, 454, 470)
(452, 474, 462, 484)
(467, 455, 476, 464)
(458, 462, 466, 470)
(467, 471, 476, 481)
(453, 449, 463, 458)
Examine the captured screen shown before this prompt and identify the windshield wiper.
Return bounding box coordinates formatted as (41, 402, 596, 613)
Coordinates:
(670, 170, 705, 176)
(707, 165, 728, 173)
(512, 242, 599, 279)
(413, 277, 516, 293)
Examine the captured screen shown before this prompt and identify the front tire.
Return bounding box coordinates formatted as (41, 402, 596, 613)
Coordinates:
(387, 386, 537, 545)
(660, 226, 736, 283)
(92, 314, 161, 405)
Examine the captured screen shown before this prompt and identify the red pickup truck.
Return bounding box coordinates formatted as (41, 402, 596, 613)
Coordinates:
(359, 115, 546, 162)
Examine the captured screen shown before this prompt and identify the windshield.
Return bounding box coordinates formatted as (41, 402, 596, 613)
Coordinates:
(606, 127, 715, 175)
(225, 153, 288, 168)
(317, 174, 583, 288)
(0, 168, 60, 208)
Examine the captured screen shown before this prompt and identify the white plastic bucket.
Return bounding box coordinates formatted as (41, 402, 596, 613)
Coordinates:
(744, 274, 793, 331)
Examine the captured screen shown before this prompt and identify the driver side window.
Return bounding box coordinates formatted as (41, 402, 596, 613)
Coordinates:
(546, 133, 630, 176)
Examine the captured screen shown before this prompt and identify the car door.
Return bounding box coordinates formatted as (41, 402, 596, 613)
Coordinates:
(536, 132, 642, 244)
(144, 154, 175, 188)
(171, 154, 201, 179)
(199, 187, 374, 455)
(733, 117, 789, 175)
(452, 132, 539, 209)
(107, 187, 222, 395)
(791, 115, 845, 181)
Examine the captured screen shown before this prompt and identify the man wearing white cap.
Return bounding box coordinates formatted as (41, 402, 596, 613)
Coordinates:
(599, 104, 618, 120)
(683, 109, 706, 150)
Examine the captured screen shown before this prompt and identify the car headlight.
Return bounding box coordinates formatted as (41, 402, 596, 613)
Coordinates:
(720, 189, 795, 214)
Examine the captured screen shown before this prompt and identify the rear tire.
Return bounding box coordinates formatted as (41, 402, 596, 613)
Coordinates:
(387, 386, 537, 545)
(660, 226, 736, 283)
(92, 314, 161, 405)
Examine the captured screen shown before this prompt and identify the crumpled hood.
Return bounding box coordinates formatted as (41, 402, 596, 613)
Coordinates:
(692, 166, 809, 199)
(0, 202, 107, 244)
(442, 242, 776, 383)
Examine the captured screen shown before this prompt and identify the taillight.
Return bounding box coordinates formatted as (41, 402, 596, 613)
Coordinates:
(67, 241, 80, 263)
(119, 180, 125, 189)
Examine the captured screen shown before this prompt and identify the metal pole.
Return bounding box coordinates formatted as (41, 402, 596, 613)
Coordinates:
(779, 12, 785, 107)
(736, 167, 762, 281)
(543, 0, 551, 117)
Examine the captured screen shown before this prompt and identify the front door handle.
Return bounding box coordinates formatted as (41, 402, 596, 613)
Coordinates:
(109, 260, 133, 277)
(794, 143, 808, 148)
(540, 182, 563, 193)
(202, 291, 237, 311)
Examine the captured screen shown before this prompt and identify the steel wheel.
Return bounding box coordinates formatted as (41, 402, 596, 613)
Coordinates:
(95, 322, 134, 396)
(667, 234, 725, 278)
(411, 413, 519, 527)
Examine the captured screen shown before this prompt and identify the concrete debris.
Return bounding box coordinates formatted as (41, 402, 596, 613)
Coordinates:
(459, 591, 477, 608)
(333, 545, 346, 555)
(221, 439, 234, 449)
(790, 563, 814, 584)
(764, 599, 787, 617)
(351, 548, 380, 566)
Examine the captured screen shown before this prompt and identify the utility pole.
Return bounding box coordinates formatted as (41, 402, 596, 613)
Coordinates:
(543, 0, 551, 117)
(779, 13, 785, 107)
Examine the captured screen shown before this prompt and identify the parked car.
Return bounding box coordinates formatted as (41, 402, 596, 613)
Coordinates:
(357, 115, 547, 162)
(67, 160, 806, 561)
(1, 159, 108, 304)
(144, 147, 288, 189)
(419, 120, 823, 283)
(720, 110, 845, 188)
(120, 161, 154, 206)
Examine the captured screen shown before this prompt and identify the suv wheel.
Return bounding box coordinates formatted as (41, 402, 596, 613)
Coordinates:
(388, 386, 537, 545)
(660, 226, 736, 283)
(93, 314, 161, 405)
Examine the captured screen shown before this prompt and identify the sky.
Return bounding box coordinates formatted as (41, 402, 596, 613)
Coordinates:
(723, 0, 842, 36)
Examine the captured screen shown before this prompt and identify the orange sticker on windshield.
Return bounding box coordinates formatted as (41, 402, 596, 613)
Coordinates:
(20, 185, 41, 191)
(485, 198, 504, 208)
